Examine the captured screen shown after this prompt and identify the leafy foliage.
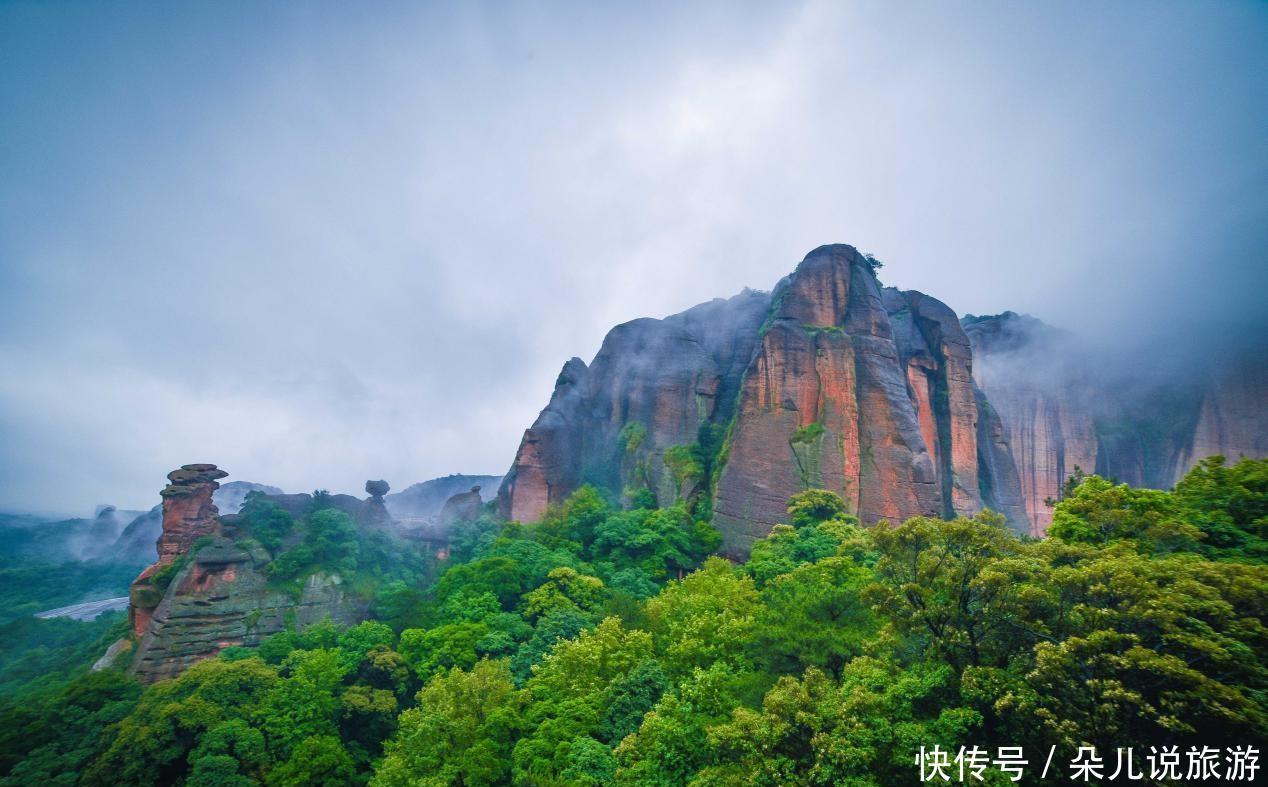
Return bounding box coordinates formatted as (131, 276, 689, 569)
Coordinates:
(2, 460, 1266, 785)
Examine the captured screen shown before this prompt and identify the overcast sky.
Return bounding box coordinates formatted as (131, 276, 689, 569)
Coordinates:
(2, 1, 1266, 514)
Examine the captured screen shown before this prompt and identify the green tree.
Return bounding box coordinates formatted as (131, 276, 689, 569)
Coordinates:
(259, 649, 348, 760)
(864, 512, 1032, 670)
(613, 663, 742, 786)
(267, 734, 356, 787)
(752, 556, 875, 675)
(86, 658, 279, 786)
(1049, 474, 1200, 553)
(645, 558, 759, 675)
(399, 622, 489, 682)
(1172, 456, 1268, 561)
(785, 489, 848, 528)
(513, 618, 653, 783)
(373, 659, 522, 787)
(238, 493, 295, 553)
(521, 567, 607, 621)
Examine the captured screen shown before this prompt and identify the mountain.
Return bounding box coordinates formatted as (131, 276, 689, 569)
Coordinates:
(500, 244, 1267, 550)
(124, 466, 369, 682)
(964, 310, 1268, 535)
(384, 474, 502, 521)
(496, 287, 770, 530)
(0, 506, 148, 562)
(213, 481, 285, 515)
(110, 480, 283, 563)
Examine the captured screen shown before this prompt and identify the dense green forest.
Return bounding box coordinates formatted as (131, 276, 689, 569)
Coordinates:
(0, 455, 1264, 785)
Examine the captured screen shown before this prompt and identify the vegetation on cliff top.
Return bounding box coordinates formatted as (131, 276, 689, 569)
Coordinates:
(0, 456, 1264, 785)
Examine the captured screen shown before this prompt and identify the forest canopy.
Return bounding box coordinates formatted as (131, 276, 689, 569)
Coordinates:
(0, 456, 1264, 785)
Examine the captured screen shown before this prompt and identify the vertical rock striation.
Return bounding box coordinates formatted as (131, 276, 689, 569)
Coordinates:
(501, 246, 1266, 550)
(498, 289, 771, 522)
(964, 313, 1267, 536)
(1172, 356, 1268, 479)
(962, 314, 1099, 536)
(501, 245, 1029, 555)
(712, 245, 995, 554)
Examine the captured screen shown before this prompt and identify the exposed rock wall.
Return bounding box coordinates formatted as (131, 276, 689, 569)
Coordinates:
(128, 464, 227, 637)
(973, 385, 1029, 526)
(712, 246, 993, 554)
(502, 245, 1027, 555)
(499, 289, 771, 522)
(501, 247, 1266, 550)
(1172, 357, 1268, 478)
(130, 537, 362, 682)
(125, 466, 367, 682)
(963, 314, 1104, 536)
(964, 312, 1267, 536)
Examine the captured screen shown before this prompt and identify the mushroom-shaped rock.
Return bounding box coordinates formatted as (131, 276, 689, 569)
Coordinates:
(359, 481, 394, 530)
(129, 464, 230, 636)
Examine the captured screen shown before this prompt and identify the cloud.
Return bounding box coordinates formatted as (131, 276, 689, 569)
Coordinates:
(1, 1, 1265, 512)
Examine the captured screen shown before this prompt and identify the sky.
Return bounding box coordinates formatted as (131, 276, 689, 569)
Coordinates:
(2, 1, 1266, 514)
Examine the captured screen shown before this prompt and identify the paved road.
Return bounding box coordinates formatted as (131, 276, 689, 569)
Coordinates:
(36, 596, 130, 621)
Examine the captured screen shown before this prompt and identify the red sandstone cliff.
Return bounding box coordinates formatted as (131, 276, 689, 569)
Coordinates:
(500, 247, 1266, 549)
(500, 245, 1029, 554)
(963, 313, 1267, 536)
(961, 315, 1099, 536)
(498, 289, 771, 523)
(1172, 359, 1268, 479)
(128, 464, 227, 636)
(711, 246, 995, 553)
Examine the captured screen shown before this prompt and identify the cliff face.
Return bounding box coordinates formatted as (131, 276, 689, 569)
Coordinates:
(962, 314, 1100, 536)
(498, 289, 771, 522)
(501, 245, 1027, 554)
(129, 539, 364, 682)
(1172, 358, 1268, 480)
(711, 246, 1001, 554)
(128, 464, 228, 637)
(963, 312, 1268, 536)
(502, 246, 1266, 549)
(125, 466, 366, 682)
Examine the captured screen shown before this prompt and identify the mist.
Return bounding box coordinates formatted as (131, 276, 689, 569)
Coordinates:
(2, 1, 1265, 513)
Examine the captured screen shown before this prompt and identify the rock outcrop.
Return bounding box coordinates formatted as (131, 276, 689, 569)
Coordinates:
(124, 466, 367, 682)
(128, 464, 228, 637)
(964, 312, 1268, 535)
(437, 485, 484, 528)
(384, 474, 503, 520)
(360, 480, 394, 529)
(129, 537, 363, 682)
(499, 288, 771, 523)
(500, 246, 1028, 554)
